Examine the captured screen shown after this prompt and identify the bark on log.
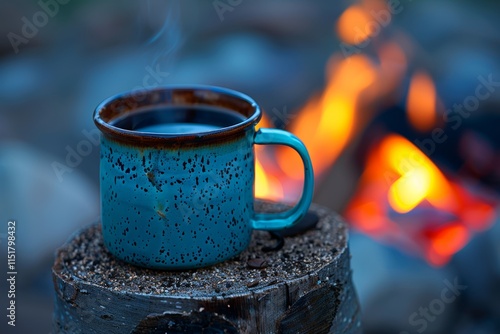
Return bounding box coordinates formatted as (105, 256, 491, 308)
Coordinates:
(52, 202, 362, 333)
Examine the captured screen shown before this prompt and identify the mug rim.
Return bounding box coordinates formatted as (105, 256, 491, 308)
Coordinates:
(93, 85, 261, 146)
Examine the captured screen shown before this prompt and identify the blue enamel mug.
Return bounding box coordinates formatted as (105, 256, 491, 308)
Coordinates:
(93, 86, 314, 269)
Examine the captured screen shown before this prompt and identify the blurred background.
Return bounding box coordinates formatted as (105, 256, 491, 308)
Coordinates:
(0, 0, 499, 333)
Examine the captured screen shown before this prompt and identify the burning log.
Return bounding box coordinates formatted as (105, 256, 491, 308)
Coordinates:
(52, 202, 361, 333)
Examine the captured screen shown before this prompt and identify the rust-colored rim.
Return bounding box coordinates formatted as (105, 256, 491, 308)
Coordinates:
(93, 85, 261, 146)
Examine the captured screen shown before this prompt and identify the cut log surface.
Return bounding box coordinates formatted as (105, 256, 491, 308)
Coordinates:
(52, 202, 362, 334)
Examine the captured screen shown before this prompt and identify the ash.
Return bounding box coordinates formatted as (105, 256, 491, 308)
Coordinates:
(56, 203, 346, 296)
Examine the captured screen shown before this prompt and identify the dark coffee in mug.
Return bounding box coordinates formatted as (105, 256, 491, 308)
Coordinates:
(111, 106, 246, 134)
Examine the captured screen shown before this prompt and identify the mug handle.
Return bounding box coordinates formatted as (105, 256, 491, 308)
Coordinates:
(251, 128, 314, 230)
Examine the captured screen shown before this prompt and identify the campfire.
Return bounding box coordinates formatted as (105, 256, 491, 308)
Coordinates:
(254, 0, 498, 266)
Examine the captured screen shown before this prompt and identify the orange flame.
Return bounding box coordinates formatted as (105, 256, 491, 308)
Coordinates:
(254, 113, 284, 200)
(254, 160, 284, 200)
(277, 55, 376, 180)
(336, 0, 391, 45)
(254, 42, 408, 202)
(336, 6, 374, 45)
(406, 71, 437, 132)
(253, 0, 496, 267)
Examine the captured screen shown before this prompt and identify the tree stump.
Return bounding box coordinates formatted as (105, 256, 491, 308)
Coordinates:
(52, 202, 362, 333)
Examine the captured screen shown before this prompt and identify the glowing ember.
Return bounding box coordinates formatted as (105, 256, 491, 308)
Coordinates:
(406, 71, 437, 132)
(425, 223, 469, 266)
(378, 135, 456, 213)
(345, 134, 496, 266)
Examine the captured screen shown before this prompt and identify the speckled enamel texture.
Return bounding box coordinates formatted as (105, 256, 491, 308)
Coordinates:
(94, 86, 314, 270)
(99, 130, 255, 269)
